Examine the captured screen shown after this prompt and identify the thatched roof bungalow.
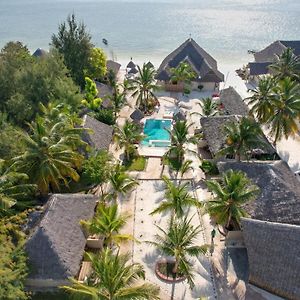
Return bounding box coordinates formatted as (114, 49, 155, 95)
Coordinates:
(106, 60, 121, 75)
(25, 194, 98, 289)
(82, 114, 113, 152)
(241, 218, 300, 300)
(218, 160, 300, 225)
(219, 87, 249, 116)
(156, 38, 224, 91)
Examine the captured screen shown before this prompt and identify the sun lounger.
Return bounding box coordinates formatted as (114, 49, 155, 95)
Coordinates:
(78, 261, 92, 283)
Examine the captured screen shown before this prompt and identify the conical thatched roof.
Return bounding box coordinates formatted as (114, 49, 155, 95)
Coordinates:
(127, 60, 136, 69)
(32, 48, 47, 58)
(128, 66, 138, 74)
(26, 194, 98, 285)
(241, 218, 300, 300)
(130, 108, 144, 121)
(146, 61, 154, 69)
(156, 38, 224, 83)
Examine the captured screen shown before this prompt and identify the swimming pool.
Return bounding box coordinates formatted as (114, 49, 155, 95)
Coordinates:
(142, 119, 171, 147)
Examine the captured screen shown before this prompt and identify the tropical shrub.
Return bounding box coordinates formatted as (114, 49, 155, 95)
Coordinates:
(200, 160, 219, 175)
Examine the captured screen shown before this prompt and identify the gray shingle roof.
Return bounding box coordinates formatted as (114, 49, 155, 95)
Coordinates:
(248, 62, 272, 76)
(219, 87, 249, 116)
(218, 160, 300, 225)
(241, 218, 300, 300)
(26, 194, 98, 281)
(156, 38, 224, 83)
(82, 114, 113, 151)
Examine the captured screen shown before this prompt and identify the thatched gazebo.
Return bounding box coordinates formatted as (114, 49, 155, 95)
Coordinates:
(32, 48, 47, 58)
(127, 60, 136, 69)
(130, 109, 144, 122)
(128, 66, 138, 75)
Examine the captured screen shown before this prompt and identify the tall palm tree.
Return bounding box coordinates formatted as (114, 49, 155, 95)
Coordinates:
(246, 76, 276, 123)
(269, 47, 300, 81)
(177, 159, 194, 182)
(0, 160, 36, 214)
(109, 89, 126, 118)
(206, 169, 259, 231)
(80, 202, 133, 248)
(113, 120, 144, 161)
(197, 97, 218, 117)
(218, 117, 267, 161)
(170, 62, 196, 87)
(63, 249, 160, 300)
(267, 77, 300, 144)
(148, 216, 208, 288)
(129, 63, 157, 112)
(151, 176, 201, 217)
(109, 163, 139, 201)
(166, 120, 196, 165)
(12, 118, 84, 195)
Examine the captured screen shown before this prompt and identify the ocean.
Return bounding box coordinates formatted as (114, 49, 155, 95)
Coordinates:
(0, 0, 299, 68)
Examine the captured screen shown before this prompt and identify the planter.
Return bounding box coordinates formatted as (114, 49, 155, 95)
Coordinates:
(155, 259, 186, 283)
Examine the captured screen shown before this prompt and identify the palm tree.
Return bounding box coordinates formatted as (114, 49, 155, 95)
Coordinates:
(109, 163, 139, 200)
(63, 249, 160, 300)
(196, 97, 218, 117)
(177, 159, 194, 181)
(113, 120, 144, 161)
(267, 77, 300, 144)
(218, 117, 267, 161)
(129, 63, 157, 112)
(12, 118, 84, 195)
(166, 120, 196, 165)
(206, 169, 259, 231)
(109, 89, 126, 118)
(269, 47, 300, 80)
(148, 216, 208, 288)
(151, 176, 201, 218)
(0, 160, 36, 214)
(80, 202, 133, 248)
(170, 62, 196, 88)
(246, 76, 276, 123)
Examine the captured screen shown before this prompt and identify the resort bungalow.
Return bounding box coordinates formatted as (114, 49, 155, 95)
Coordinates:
(156, 38, 224, 91)
(217, 161, 300, 299)
(25, 194, 98, 289)
(106, 59, 121, 76)
(82, 114, 113, 153)
(200, 115, 277, 160)
(247, 40, 300, 82)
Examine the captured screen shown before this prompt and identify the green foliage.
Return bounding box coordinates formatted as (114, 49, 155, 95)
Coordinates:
(62, 249, 160, 299)
(206, 169, 259, 229)
(200, 160, 219, 175)
(170, 62, 196, 85)
(124, 156, 147, 171)
(82, 77, 102, 111)
(198, 97, 218, 117)
(93, 109, 116, 125)
(52, 13, 93, 87)
(80, 202, 133, 248)
(82, 150, 114, 194)
(86, 47, 107, 81)
(0, 215, 29, 300)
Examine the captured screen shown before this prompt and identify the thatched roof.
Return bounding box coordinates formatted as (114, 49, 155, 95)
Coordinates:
(218, 160, 300, 225)
(200, 115, 276, 157)
(146, 61, 154, 69)
(26, 194, 98, 281)
(156, 38, 224, 83)
(32, 48, 47, 58)
(128, 66, 138, 74)
(127, 60, 136, 69)
(200, 115, 240, 155)
(219, 87, 249, 116)
(130, 109, 144, 121)
(241, 218, 300, 300)
(249, 62, 272, 76)
(95, 81, 113, 100)
(107, 60, 121, 74)
(254, 40, 300, 62)
(82, 114, 113, 151)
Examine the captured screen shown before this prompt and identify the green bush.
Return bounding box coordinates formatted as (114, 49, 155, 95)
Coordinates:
(200, 160, 219, 175)
(94, 109, 116, 125)
(183, 87, 191, 95)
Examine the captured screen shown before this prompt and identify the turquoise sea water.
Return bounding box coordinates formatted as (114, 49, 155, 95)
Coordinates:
(0, 0, 299, 67)
(142, 119, 171, 147)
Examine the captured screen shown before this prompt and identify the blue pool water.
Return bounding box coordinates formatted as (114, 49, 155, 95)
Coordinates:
(142, 119, 171, 147)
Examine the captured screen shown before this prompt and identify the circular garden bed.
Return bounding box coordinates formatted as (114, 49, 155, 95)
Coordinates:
(155, 260, 186, 283)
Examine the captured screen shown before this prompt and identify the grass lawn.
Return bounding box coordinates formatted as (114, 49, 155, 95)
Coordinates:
(124, 156, 147, 171)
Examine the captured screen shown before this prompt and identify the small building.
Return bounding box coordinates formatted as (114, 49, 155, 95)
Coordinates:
(25, 194, 98, 289)
(32, 48, 47, 58)
(200, 115, 277, 159)
(217, 160, 300, 225)
(219, 87, 249, 116)
(156, 38, 224, 91)
(106, 60, 121, 76)
(82, 114, 113, 152)
(241, 218, 300, 300)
